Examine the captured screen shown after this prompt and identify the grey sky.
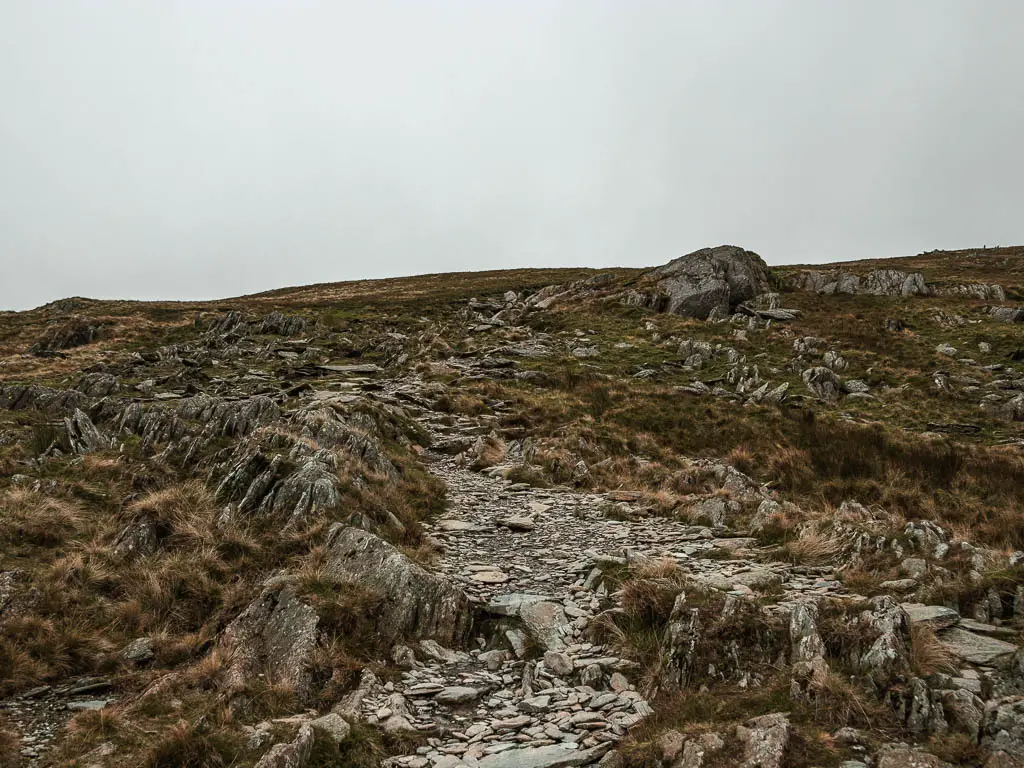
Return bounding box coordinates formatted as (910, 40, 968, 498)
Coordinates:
(2, 1, 1022, 311)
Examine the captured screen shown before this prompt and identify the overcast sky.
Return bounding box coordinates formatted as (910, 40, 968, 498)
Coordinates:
(2, 1, 1022, 310)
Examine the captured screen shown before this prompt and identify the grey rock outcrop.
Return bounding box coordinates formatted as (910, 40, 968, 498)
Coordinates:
(628, 246, 772, 320)
(737, 712, 790, 768)
(859, 596, 910, 687)
(260, 311, 308, 336)
(322, 525, 471, 647)
(863, 269, 929, 296)
(221, 583, 320, 703)
(253, 722, 314, 768)
(64, 408, 114, 454)
(934, 283, 1006, 300)
(785, 268, 929, 297)
(76, 373, 120, 397)
(0, 383, 88, 414)
(983, 697, 1024, 760)
(992, 307, 1024, 324)
(30, 316, 98, 354)
(802, 366, 843, 400)
(789, 602, 828, 698)
(176, 393, 280, 437)
(259, 450, 343, 527)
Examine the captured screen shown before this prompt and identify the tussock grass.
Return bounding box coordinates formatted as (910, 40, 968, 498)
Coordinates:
(124, 481, 219, 548)
(781, 529, 843, 566)
(0, 488, 83, 547)
(68, 707, 127, 742)
(143, 720, 231, 768)
(618, 559, 690, 627)
(803, 671, 881, 729)
(468, 434, 508, 470)
(909, 623, 959, 677)
(0, 639, 47, 695)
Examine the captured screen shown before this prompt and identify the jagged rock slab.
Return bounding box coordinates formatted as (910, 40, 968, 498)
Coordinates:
(322, 524, 471, 646)
(221, 584, 319, 702)
(519, 600, 571, 651)
(902, 604, 961, 630)
(939, 627, 1018, 666)
(737, 712, 790, 768)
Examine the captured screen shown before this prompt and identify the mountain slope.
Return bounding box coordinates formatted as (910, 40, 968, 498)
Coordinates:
(0, 245, 1022, 768)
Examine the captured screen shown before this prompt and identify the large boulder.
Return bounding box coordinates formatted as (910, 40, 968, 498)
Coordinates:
(629, 246, 772, 319)
(322, 525, 472, 647)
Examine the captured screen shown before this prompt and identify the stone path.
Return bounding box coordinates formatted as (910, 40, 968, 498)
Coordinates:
(0, 377, 849, 768)
(0, 677, 116, 765)
(368, 401, 845, 768)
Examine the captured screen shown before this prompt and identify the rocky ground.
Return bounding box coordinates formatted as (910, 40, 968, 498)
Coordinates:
(0, 245, 1022, 767)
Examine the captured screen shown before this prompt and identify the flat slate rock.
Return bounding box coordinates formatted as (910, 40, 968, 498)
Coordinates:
(484, 593, 552, 617)
(476, 743, 601, 768)
(436, 519, 488, 532)
(939, 627, 1018, 665)
(495, 515, 536, 531)
(901, 603, 961, 630)
(701, 568, 783, 591)
(957, 618, 1019, 638)
(435, 686, 481, 704)
(317, 363, 383, 374)
(470, 570, 510, 584)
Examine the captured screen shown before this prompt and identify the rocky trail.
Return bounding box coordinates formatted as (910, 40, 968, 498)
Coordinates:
(0, 678, 119, 765)
(2, 240, 1023, 768)
(353, 386, 849, 768)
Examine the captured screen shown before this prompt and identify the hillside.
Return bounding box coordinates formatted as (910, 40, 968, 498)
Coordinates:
(1, 245, 1023, 768)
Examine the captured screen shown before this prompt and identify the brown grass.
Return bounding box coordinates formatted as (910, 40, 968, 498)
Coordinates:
(468, 434, 508, 470)
(0, 488, 83, 547)
(781, 529, 843, 566)
(125, 481, 218, 547)
(68, 707, 127, 742)
(618, 559, 690, 627)
(909, 623, 959, 677)
(143, 721, 229, 768)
